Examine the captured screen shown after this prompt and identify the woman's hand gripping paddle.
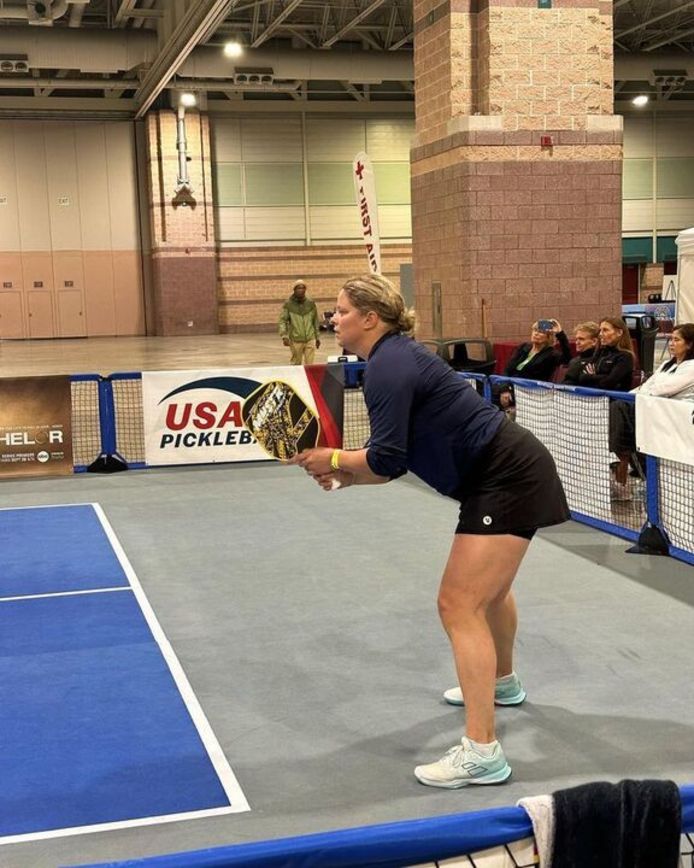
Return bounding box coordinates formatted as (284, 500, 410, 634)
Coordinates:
(242, 380, 341, 488)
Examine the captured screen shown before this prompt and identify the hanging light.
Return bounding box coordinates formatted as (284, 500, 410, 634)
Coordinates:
(632, 94, 649, 107)
(224, 40, 244, 58)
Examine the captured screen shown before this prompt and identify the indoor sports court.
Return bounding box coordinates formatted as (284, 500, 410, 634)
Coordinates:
(2, 1, 694, 866)
(1, 335, 693, 867)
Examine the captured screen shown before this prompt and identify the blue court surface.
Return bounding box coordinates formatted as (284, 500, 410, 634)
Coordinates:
(0, 504, 249, 845)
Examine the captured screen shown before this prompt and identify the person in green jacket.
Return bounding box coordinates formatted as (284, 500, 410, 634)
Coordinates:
(279, 279, 321, 365)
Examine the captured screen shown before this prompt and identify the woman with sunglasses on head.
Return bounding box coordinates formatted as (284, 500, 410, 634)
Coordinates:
(290, 274, 570, 790)
(503, 318, 571, 382)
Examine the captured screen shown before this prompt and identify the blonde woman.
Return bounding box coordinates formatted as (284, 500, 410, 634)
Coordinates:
(290, 275, 569, 789)
(563, 322, 600, 385)
(575, 317, 635, 392)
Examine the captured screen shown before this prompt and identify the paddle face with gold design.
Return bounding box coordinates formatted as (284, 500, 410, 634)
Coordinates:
(241, 380, 320, 461)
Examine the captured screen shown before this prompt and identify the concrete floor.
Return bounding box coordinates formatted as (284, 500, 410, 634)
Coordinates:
(0, 464, 693, 868)
(0, 332, 691, 867)
(0, 332, 345, 377)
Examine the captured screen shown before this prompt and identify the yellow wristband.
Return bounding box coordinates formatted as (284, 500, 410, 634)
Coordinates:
(330, 449, 341, 471)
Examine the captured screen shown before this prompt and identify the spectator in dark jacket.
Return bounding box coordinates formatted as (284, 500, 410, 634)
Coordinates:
(504, 319, 571, 382)
(497, 320, 571, 418)
(574, 317, 635, 392)
(562, 321, 600, 385)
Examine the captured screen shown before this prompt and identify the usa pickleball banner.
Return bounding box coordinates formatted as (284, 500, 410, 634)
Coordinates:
(142, 364, 344, 466)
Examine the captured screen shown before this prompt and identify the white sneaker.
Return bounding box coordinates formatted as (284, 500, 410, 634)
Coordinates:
(444, 672, 527, 707)
(414, 737, 512, 789)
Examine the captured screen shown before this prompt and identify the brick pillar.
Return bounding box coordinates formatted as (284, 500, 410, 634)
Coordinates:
(145, 109, 219, 335)
(411, 0, 622, 341)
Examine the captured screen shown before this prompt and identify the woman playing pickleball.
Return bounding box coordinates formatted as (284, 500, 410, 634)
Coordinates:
(290, 274, 569, 789)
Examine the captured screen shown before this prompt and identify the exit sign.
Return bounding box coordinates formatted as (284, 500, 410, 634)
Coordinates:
(538, 0, 551, 7)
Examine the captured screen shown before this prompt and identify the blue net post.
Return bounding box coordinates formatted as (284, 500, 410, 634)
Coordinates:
(87, 377, 128, 473)
(627, 454, 670, 555)
(645, 455, 661, 528)
(628, 455, 670, 555)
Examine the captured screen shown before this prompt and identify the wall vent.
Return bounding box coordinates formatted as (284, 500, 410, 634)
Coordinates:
(0, 54, 30, 74)
(233, 67, 275, 85)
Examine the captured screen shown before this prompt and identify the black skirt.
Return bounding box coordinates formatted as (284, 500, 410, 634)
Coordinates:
(454, 418, 570, 536)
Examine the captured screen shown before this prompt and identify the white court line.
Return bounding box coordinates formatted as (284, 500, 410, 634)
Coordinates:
(0, 501, 95, 512)
(0, 586, 130, 604)
(0, 806, 237, 847)
(0, 502, 250, 847)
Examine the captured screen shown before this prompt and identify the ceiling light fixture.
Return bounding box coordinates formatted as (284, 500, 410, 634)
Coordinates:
(224, 40, 244, 59)
(180, 92, 197, 107)
(632, 94, 649, 107)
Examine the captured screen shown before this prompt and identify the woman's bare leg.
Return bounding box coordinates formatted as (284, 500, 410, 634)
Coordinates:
(615, 453, 630, 485)
(487, 590, 519, 678)
(437, 534, 530, 743)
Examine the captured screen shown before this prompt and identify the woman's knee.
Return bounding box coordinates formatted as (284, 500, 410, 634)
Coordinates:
(437, 585, 484, 628)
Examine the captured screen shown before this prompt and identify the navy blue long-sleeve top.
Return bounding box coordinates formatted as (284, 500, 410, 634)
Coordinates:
(363, 333, 504, 497)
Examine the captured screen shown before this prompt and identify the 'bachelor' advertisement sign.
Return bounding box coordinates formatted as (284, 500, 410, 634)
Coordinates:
(0, 376, 73, 477)
(142, 365, 344, 466)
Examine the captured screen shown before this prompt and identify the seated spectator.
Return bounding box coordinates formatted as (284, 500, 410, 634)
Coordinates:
(562, 322, 600, 385)
(636, 322, 694, 400)
(610, 323, 694, 500)
(503, 319, 571, 381)
(498, 319, 570, 418)
(574, 317, 635, 392)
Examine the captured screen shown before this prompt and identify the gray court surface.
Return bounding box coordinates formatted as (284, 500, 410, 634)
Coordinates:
(2, 463, 694, 868)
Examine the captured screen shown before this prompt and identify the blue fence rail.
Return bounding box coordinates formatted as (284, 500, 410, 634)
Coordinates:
(62, 366, 693, 568)
(78, 785, 694, 868)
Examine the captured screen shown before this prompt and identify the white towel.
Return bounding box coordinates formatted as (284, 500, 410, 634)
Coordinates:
(517, 794, 555, 867)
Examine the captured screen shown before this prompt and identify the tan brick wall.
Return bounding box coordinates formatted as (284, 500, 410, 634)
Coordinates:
(217, 244, 412, 333)
(411, 0, 621, 342)
(412, 141, 622, 341)
(413, 0, 614, 140)
(641, 262, 664, 303)
(145, 110, 219, 336)
(480, 6, 613, 131)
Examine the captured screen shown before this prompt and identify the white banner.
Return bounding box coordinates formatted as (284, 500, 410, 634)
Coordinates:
(142, 367, 318, 466)
(636, 394, 694, 467)
(677, 256, 694, 323)
(353, 151, 381, 274)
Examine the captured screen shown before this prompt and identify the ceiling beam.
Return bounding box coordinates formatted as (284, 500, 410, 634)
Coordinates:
(114, 0, 137, 28)
(644, 25, 694, 53)
(0, 96, 135, 116)
(134, 0, 238, 118)
(385, 7, 397, 48)
(207, 98, 414, 115)
(322, 0, 389, 49)
(286, 26, 317, 49)
(128, 8, 165, 19)
(343, 82, 367, 102)
(616, 2, 694, 41)
(389, 30, 412, 50)
(0, 78, 132, 90)
(251, 0, 305, 48)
